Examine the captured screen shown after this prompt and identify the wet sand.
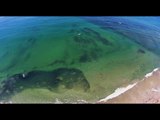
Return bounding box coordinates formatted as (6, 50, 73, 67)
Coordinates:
(98, 68, 160, 103)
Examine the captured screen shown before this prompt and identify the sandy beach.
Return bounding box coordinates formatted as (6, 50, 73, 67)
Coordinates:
(98, 68, 160, 103)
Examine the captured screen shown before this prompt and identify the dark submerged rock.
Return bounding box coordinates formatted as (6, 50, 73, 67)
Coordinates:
(0, 68, 90, 100)
(137, 49, 145, 54)
(48, 60, 66, 66)
(72, 27, 112, 47)
(79, 53, 91, 63)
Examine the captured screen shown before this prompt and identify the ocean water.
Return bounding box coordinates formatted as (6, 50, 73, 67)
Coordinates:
(0, 17, 160, 103)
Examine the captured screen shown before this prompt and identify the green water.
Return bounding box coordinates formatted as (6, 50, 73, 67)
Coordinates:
(0, 17, 160, 103)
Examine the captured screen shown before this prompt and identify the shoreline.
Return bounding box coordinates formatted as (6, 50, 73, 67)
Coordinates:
(98, 82, 137, 102)
(98, 68, 160, 103)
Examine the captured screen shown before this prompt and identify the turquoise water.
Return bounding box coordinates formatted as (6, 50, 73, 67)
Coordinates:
(0, 17, 160, 103)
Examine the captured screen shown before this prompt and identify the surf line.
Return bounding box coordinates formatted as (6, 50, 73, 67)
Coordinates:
(98, 82, 137, 102)
(98, 67, 159, 102)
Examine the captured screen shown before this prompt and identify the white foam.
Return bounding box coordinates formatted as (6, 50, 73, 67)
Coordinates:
(55, 98, 63, 104)
(99, 82, 137, 102)
(22, 73, 25, 78)
(77, 100, 88, 103)
(0, 101, 13, 104)
(145, 72, 153, 78)
(8, 101, 13, 104)
(145, 68, 159, 78)
(153, 68, 159, 72)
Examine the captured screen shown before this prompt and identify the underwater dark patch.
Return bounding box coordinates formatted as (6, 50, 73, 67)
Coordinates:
(74, 36, 92, 45)
(27, 37, 37, 46)
(79, 50, 100, 63)
(79, 53, 91, 63)
(90, 50, 99, 60)
(0, 68, 90, 101)
(85, 17, 160, 55)
(73, 27, 112, 47)
(82, 28, 100, 36)
(70, 60, 75, 65)
(48, 60, 66, 66)
(137, 49, 145, 54)
(83, 28, 112, 46)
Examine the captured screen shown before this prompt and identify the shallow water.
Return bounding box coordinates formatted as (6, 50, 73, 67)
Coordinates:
(0, 17, 160, 103)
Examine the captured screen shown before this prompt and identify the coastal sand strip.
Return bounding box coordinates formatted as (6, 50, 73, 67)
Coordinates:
(98, 68, 160, 103)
